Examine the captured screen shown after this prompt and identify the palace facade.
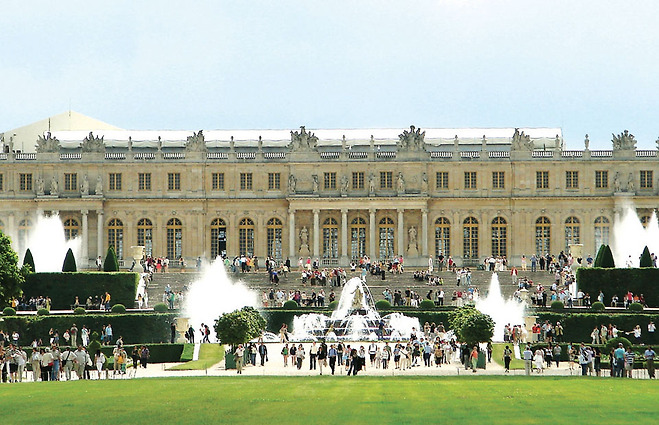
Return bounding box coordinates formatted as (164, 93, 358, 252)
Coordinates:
(1, 115, 657, 268)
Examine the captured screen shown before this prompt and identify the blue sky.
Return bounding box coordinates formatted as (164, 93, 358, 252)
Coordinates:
(2, 0, 659, 149)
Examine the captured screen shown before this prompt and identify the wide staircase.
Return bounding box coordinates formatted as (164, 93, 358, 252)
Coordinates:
(145, 268, 556, 308)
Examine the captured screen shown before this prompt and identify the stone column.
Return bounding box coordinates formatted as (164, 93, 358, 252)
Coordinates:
(313, 209, 320, 258)
(97, 210, 104, 259)
(369, 208, 377, 259)
(288, 209, 296, 258)
(341, 208, 349, 265)
(421, 208, 428, 257)
(81, 210, 89, 267)
(397, 208, 404, 257)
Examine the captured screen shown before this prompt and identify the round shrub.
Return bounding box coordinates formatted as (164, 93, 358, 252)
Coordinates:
(375, 300, 392, 310)
(629, 302, 644, 312)
(328, 300, 340, 311)
(591, 302, 605, 312)
(2, 307, 16, 316)
(74, 307, 86, 315)
(111, 303, 126, 314)
(550, 301, 564, 311)
(283, 300, 299, 309)
(37, 308, 50, 316)
(605, 336, 632, 353)
(153, 303, 168, 313)
(419, 299, 435, 310)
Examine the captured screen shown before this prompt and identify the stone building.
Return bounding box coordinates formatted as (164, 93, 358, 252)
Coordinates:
(1, 113, 657, 267)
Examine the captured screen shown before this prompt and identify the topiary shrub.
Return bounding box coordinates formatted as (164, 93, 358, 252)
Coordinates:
(3, 307, 16, 316)
(593, 244, 605, 268)
(591, 301, 605, 312)
(550, 301, 564, 311)
(153, 303, 168, 313)
(37, 308, 50, 316)
(74, 307, 86, 315)
(328, 300, 339, 310)
(23, 248, 36, 273)
(600, 245, 615, 268)
(103, 246, 120, 272)
(629, 302, 644, 312)
(111, 303, 126, 314)
(640, 246, 652, 268)
(62, 248, 77, 272)
(282, 300, 299, 309)
(605, 336, 632, 353)
(375, 300, 392, 310)
(419, 299, 435, 310)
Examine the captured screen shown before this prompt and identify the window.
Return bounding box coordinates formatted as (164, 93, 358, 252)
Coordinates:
(566, 171, 579, 189)
(565, 216, 580, 250)
(322, 218, 339, 258)
(211, 173, 224, 190)
(594, 216, 610, 251)
(640, 170, 653, 189)
(137, 218, 153, 257)
(64, 173, 77, 191)
(108, 218, 124, 259)
(166, 218, 183, 260)
(491, 217, 507, 257)
(378, 217, 395, 259)
(168, 173, 181, 191)
(463, 217, 479, 259)
(268, 173, 281, 190)
(492, 171, 505, 189)
(434, 217, 450, 257)
(266, 218, 283, 259)
(380, 172, 393, 189)
(63, 218, 79, 240)
(535, 217, 551, 255)
(464, 171, 477, 189)
(595, 170, 608, 189)
(19, 173, 32, 191)
(240, 173, 253, 190)
(536, 171, 549, 189)
(138, 173, 151, 191)
(0, 173, 4, 191)
(350, 217, 367, 259)
(324, 172, 336, 190)
(352, 172, 364, 190)
(210, 218, 227, 259)
(238, 218, 254, 255)
(436, 172, 449, 190)
(109, 173, 122, 191)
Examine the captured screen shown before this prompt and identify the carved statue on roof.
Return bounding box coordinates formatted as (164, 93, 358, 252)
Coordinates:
(397, 172, 405, 194)
(186, 130, 207, 152)
(80, 174, 89, 196)
(289, 126, 318, 151)
(397, 125, 426, 151)
(511, 128, 533, 151)
(36, 177, 45, 196)
(81, 132, 105, 153)
(612, 130, 637, 151)
(36, 132, 61, 153)
(50, 177, 59, 196)
(584, 134, 590, 150)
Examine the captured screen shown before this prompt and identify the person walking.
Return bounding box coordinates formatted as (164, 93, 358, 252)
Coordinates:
(523, 345, 533, 376)
(470, 346, 479, 372)
(258, 343, 268, 366)
(234, 344, 245, 374)
(503, 345, 512, 373)
(328, 344, 337, 375)
(318, 342, 328, 375)
(644, 346, 656, 379)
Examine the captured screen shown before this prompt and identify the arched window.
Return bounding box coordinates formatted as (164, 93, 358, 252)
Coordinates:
(267, 218, 283, 259)
(18, 219, 32, 255)
(434, 217, 450, 257)
(565, 216, 580, 251)
(238, 218, 254, 256)
(63, 218, 79, 241)
(535, 217, 551, 255)
(350, 217, 367, 260)
(108, 218, 124, 259)
(379, 217, 395, 259)
(491, 217, 507, 258)
(594, 216, 610, 252)
(166, 218, 182, 260)
(322, 217, 339, 258)
(463, 217, 479, 259)
(210, 218, 227, 259)
(137, 218, 153, 257)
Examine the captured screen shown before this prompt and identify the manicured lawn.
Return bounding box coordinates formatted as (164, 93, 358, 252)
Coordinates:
(1, 376, 656, 424)
(491, 343, 525, 370)
(167, 344, 224, 370)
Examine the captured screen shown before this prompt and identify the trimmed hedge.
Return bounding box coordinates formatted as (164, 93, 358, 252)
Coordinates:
(74, 307, 86, 315)
(153, 303, 168, 313)
(536, 312, 659, 344)
(37, 308, 49, 316)
(419, 300, 435, 310)
(23, 272, 138, 310)
(111, 304, 127, 314)
(591, 302, 605, 312)
(62, 248, 77, 272)
(629, 302, 644, 312)
(282, 300, 299, 309)
(3, 307, 16, 316)
(0, 313, 178, 345)
(550, 301, 564, 311)
(23, 248, 36, 273)
(576, 268, 659, 307)
(375, 300, 392, 310)
(104, 246, 120, 272)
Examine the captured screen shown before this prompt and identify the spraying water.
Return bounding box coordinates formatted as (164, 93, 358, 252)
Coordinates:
(612, 206, 659, 267)
(475, 273, 525, 342)
(20, 214, 82, 272)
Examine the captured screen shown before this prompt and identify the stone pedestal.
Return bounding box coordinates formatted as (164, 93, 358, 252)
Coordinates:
(298, 244, 310, 258)
(130, 245, 145, 273)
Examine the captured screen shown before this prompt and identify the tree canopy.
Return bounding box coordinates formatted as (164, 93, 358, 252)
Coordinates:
(448, 306, 494, 346)
(214, 306, 266, 348)
(0, 231, 28, 307)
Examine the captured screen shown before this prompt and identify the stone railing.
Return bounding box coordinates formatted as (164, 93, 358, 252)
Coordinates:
(105, 152, 126, 160)
(0, 153, 7, 160)
(321, 258, 340, 267)
(460, 151, 480, 159)
(207, 152, 229, 159)
(236, 152, 256, 159)
(636, 150, 657, 157)
(488, 151, 510, 158)
(561, 150, 583, 158)
(134, 152, 156, 160)
(430, 151, 453, 158)
(60, 153, 82, 160)
(163, 152, 185, 159)
(16, 153, 37, 160)
(531, 151, 554, 158)
(348, 151, 368, 159)
(376, 151, 397, 159)
(320, 152, 341, 159)
(590, 150, 612, 157)
(264, 152, 286, 159)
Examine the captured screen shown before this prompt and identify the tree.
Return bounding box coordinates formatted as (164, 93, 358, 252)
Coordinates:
(0, 231, 28, 307)
(103, 246, 119, 272)
(214, 306, 266, 349)
(639, 246, 652, 268)
(448, 306, 494, 346)
(593, 244, 606, 268)
(599, 245, 616, 268)
(62, 248, 77, 272)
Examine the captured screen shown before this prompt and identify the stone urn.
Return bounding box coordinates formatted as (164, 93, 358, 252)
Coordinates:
(130, 246, 145, 273)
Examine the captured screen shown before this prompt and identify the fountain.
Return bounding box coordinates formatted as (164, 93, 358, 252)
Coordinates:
(18, 213, 82, 272)
(475, 273, 526, 342)
(612, 206, 659, 267)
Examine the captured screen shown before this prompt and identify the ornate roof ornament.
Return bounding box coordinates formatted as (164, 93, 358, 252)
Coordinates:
(289, 126, 318, 151)
(511, 128, 533, 151)
(612, 130, 637, 151)
(397, 125, 426, 151)
(81, 131, 105, 152)
(35, 132, 61, 153)
(186, 130, 207, 152)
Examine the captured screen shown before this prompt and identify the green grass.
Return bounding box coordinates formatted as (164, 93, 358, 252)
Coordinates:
(491, 343, 526, 370)
(167, 344, 224, 370)
(179, 343, 195, 362)
(1, 376, 656, 424)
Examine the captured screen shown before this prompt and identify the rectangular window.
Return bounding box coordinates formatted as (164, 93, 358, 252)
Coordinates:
(0, 173, 3, 191)
(211, 172, 224, 190)
(436, 172, 449, 189)
(536, 171, 549, 189)
(19, 173, 32, 192)
(268, 173, 280, 190)
(168, 172, 181, 191)
(640, 170, 653, 189)
(138, 173, 151, 191)
(109, 173, 122, 191)
(464, 171, 477, 189)
(595, 170, 608, 189)
(492, 171, 505, 189)
(352, 172, 364, 189)
(566, 171, 579, 189)
(380, 171, 393, 189)
(324, 172, 336, 190)
(64, 173, 77, 191)
(240, 173, 253, 190)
